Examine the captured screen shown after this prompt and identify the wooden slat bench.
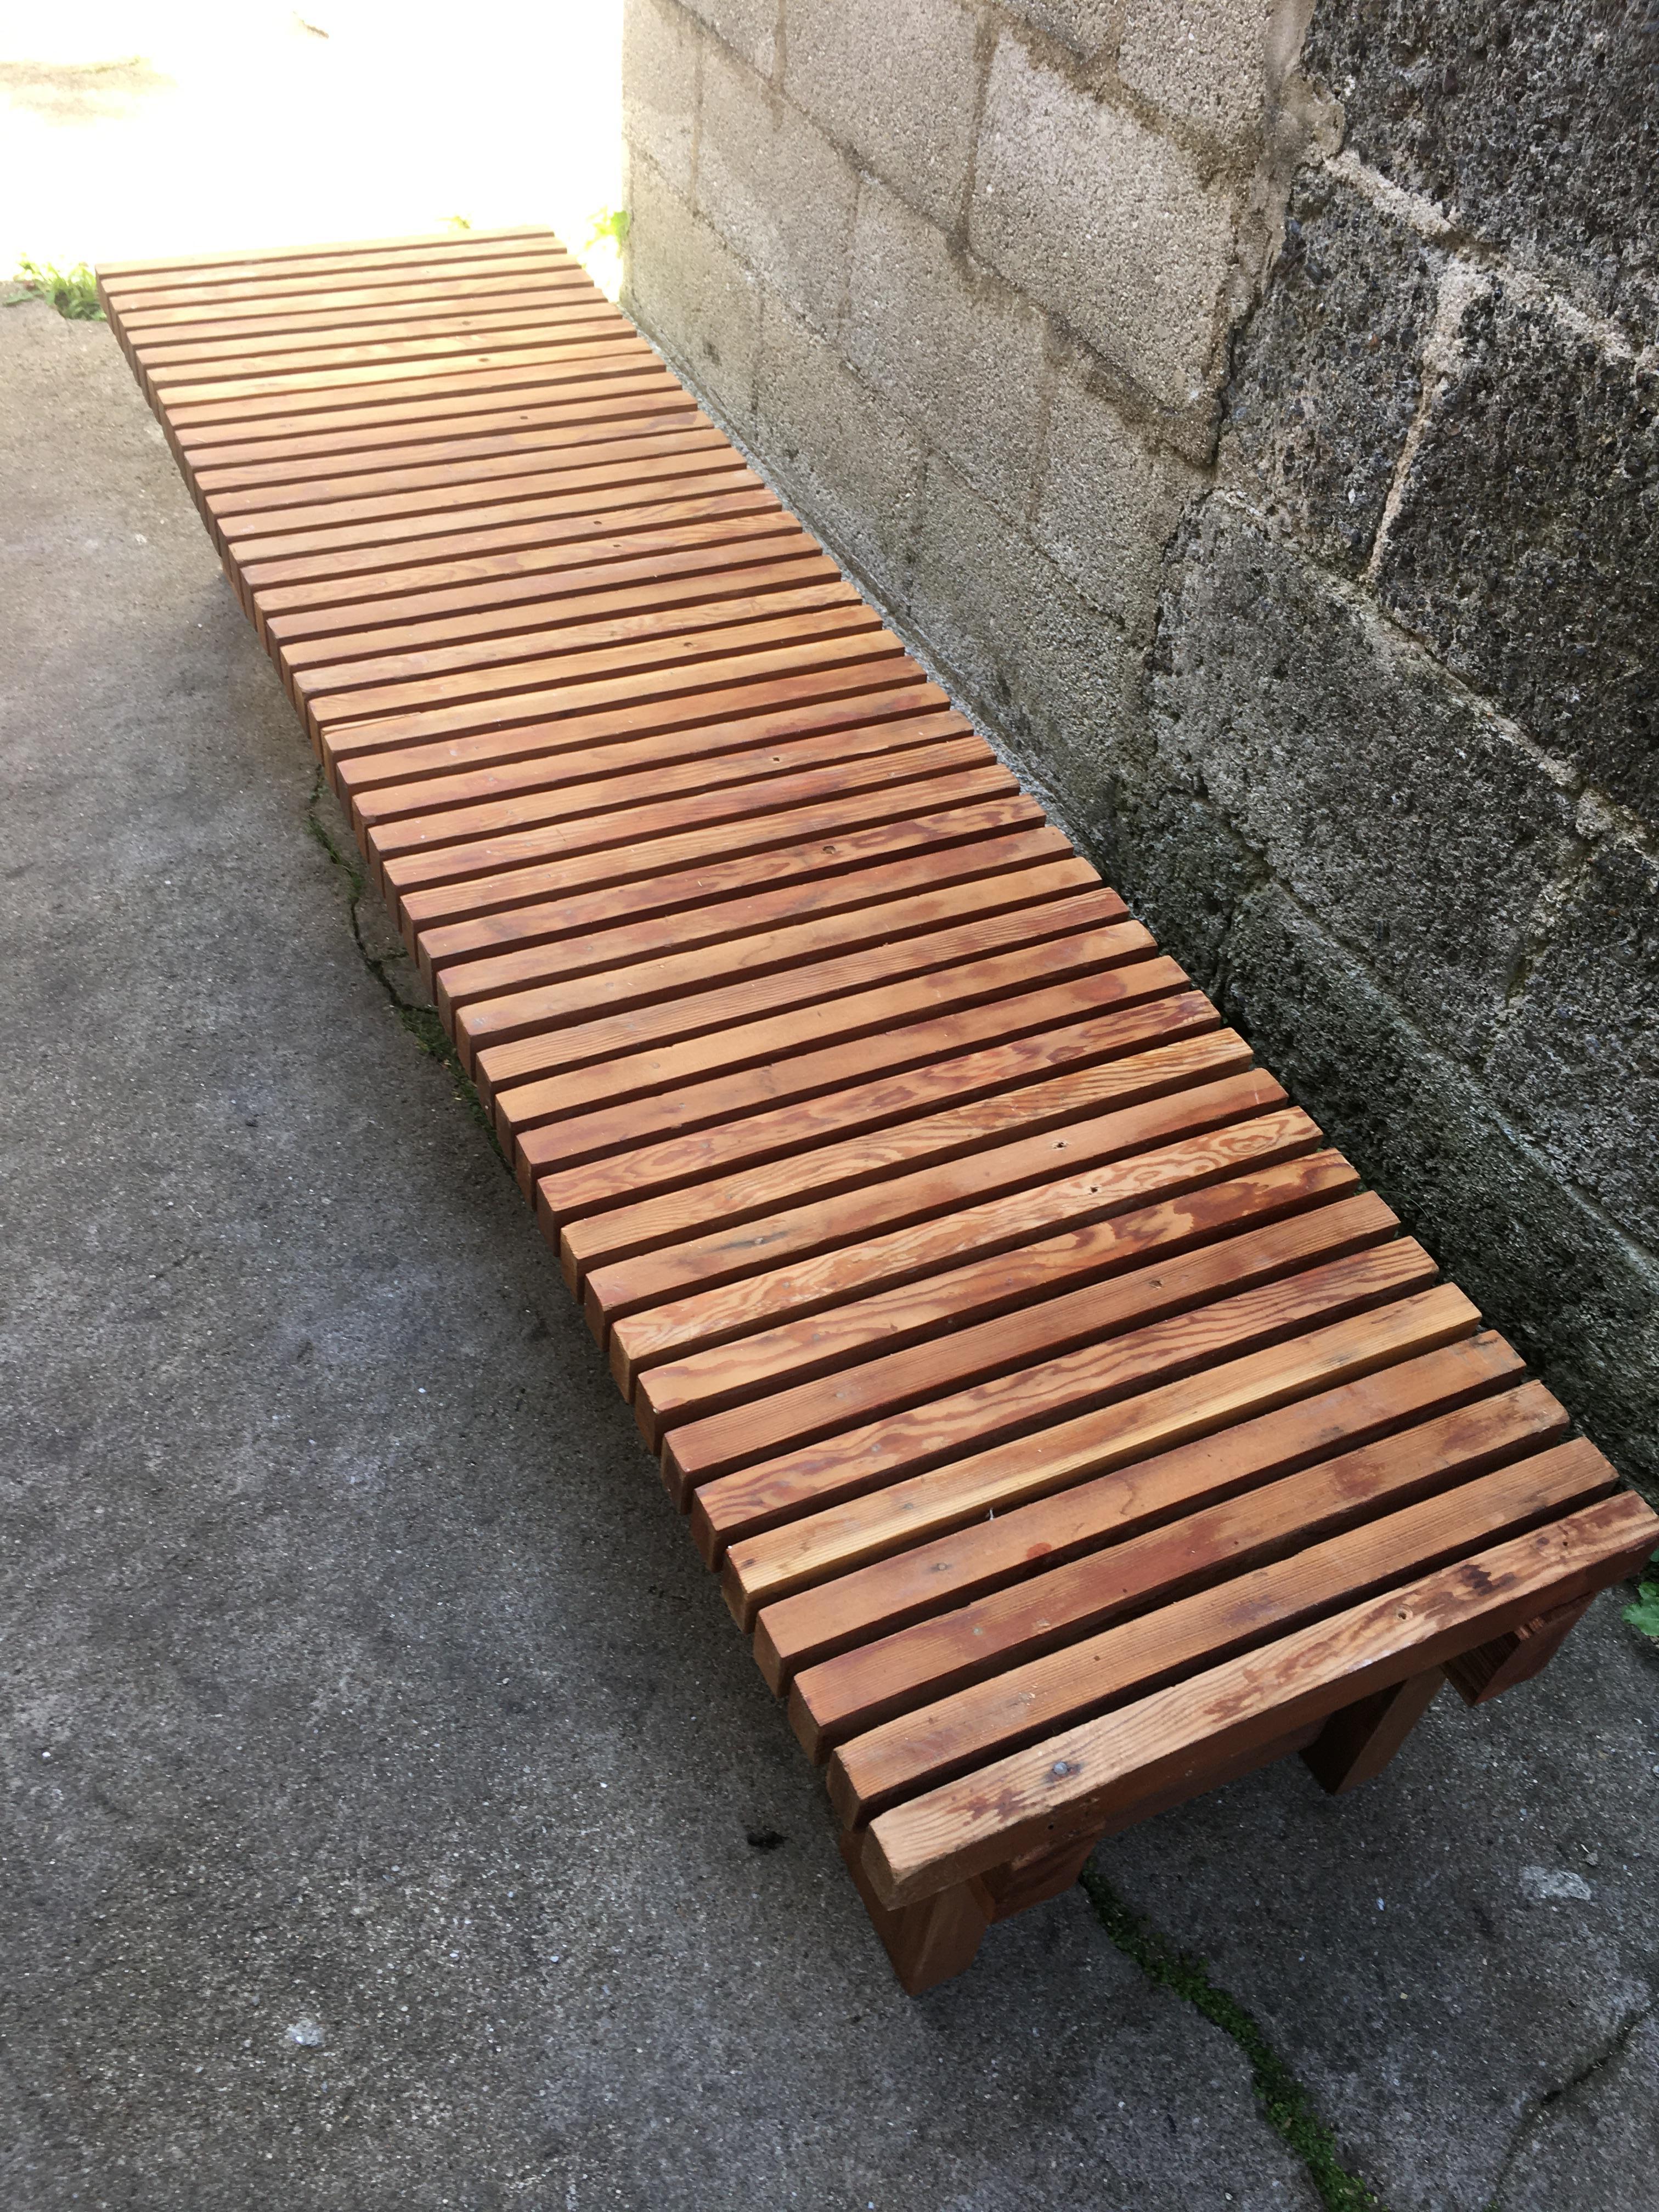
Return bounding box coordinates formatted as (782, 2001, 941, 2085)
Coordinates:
(98, 226, 1659, 1994)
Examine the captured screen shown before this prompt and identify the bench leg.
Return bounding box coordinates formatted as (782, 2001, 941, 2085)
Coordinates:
(1442, 1595, 1592, 1705)
(1301, 1664, 1444, 1795)
(839, 1832, 994, 1995)
(979, 1835, 1100, 1921)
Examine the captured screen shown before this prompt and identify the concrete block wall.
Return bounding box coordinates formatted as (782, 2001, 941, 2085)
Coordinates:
(619, 0, 1659, 1493)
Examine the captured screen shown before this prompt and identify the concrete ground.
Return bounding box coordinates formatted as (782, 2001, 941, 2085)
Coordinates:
(2, 303, 1657, 2212)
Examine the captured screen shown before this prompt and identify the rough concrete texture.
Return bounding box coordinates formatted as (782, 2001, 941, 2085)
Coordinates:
(1002, 0, 1120, 61)
(1306, 0, 1659, 341)
(2, 299, 1350, 2212)
(845, 177, 1052, 519)
(970, 32, 1238, 408)
(696, 38, 859, 339)
(1374, 277, 1659, 821)
(620, 0, 701, 200)
(1035, 363, 1200, 627)
(1144, 499, 1583, 1066)
(623, 154, 761, 436)
(754, 292, 928, 588)
(1215, 890, 1659, 1496)
(904, 455, 1135, 836)
(676, 0, 777, 76)
(1222, 164, 1443, 571)
(781, 0, 981, 233)
(1484, 831, 1659, 1257)
(1117, 0, 1278, 143)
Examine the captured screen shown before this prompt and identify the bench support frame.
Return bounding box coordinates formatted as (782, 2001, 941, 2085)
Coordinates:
(849, 1601, 1588, 1995)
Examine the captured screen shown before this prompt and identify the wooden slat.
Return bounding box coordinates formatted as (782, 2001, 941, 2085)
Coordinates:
(101, 225, 1656, 1986)
(686, 1235, 1440, 1550)
(420, 792, 1051, 994)
(545, 989, 1222, 1254)
(742, 1305, 1510, 1657)
(603, 1079, 1302, 1375)
(663, 1190, 1400, 1499)
(812, 1397, 1586, 1786)
(484, 912, 1152, 1142)
(531, 965, 1202, 1227)
(859, 1494, 1656, 1907)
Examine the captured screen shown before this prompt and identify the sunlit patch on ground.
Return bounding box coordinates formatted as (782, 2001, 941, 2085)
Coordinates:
(0, 0, 623, 286)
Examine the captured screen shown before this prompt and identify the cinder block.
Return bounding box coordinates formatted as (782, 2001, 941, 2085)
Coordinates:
(1034, 366, 1198, 627)
(1149, 496, 1582, 1066)
(621, 0, 702, 200)
(679, 0, 777, 76)
(782, 0, 980, 232)
(1222, 165, 1443, 574)
(969, 35, 1237, 409)
(624, 157, 761, 436)
(1220, 885, 1659, 1496)
(844, 179, 1051, 518)
(1307, 0, 1658, 342)
(1104, 761, 1261, 991)
(905, 454, 1136, 838)
(1116, 0, 1275, 146)
(697, 40, 859, 335)
(752, 295, 926, 594)
(1485, 831, 1659, 1254)
(1001, 0, 1120, 59)
(1374, 278, 1659, 821)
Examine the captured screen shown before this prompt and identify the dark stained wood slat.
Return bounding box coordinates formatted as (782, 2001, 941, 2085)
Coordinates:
(101, 224, 1656, 1995)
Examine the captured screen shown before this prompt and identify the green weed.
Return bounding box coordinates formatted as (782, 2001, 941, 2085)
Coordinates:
(584, 207, 631, 250)
(7, 256, 105, 319)
(1081, 1864, 1386, 2212)
(1624, 1549, 1659, 1644)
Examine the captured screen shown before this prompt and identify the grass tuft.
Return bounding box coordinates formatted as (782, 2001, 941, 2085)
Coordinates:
(8, 256, 105, 319)
(1623, 1549, 1659, 1644)
(1081, 1864, 1386, 2212)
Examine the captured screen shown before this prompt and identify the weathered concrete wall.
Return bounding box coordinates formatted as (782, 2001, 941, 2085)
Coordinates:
(618, 0, 1659, 1492)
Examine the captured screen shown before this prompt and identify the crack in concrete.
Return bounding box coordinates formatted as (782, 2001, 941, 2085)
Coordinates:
(1080, 1863, 1390, 2211)
(1480, 1995, 1656, 2212)
(304, 766, 505, 1166)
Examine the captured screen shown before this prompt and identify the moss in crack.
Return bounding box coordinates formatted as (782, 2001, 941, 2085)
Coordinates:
(1080, 1863, 1386, 2212)
(306, 772, 505, 1163)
